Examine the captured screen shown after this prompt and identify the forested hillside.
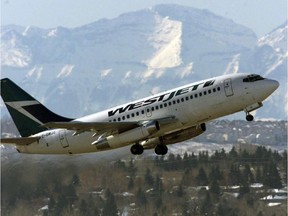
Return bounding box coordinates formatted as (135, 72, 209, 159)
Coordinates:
(1, 146, 287, 216)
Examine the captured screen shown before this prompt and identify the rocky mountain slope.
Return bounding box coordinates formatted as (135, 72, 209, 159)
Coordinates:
(1, 4, 287, 119)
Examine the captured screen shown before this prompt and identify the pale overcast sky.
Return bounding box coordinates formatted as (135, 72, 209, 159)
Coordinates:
(1, 0, 287, 36)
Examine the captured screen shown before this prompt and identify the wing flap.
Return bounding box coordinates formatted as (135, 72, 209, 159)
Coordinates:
(0, 137, 40, 145)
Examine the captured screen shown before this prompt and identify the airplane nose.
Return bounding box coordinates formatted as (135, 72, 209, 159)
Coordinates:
(267, 79, 279, 93)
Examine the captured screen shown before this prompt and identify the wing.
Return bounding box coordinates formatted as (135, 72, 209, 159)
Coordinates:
(42, 116, 178, 135)
(1, 137, 40, 145)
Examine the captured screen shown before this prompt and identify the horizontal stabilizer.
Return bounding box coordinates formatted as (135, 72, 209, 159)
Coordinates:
(0, 137, 40, 145)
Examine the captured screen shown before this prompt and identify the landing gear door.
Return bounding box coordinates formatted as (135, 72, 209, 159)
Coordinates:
(224, 79, 234, 97)
(59, 130, 69, 148)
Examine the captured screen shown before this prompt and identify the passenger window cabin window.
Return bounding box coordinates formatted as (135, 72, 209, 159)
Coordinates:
(164, 103, 167, 107)
(118, 118, 121, 121)
(173, 101, 176, 104)
(181, 98, 184, 102)
(195, 94, 198, 98)
(204, 91, 207, 95)
(132, 113, 135, 117)
(213, 88, 216, 93)
(156, 106, 159, 110)
(152, 107, 155, 111)
(208, 90, 211, 94)
(122, 116, 125, 120)
(141, 110, 144, 114)
(136, 112, 139, 116)
(113, 119, 116, 122)
(160, 104, 163, 109)
(199, 93, 202, 97)
(127, 114, 130, 119)
(217, 87, 220, 91)
(186, 96, 189, 101)
(190, 95, 193, 99)
(177, 99, 180, 103)
(168, 102, 172, 106)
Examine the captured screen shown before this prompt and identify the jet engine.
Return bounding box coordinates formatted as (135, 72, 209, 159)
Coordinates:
(94, 120, 160, 150)
(142, 123, 206, 149)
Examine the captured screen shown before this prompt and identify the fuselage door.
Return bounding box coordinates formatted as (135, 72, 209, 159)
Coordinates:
(59, 130, 69, 148)
(145, 106, 152, 118)
(224, 79, 234, 97)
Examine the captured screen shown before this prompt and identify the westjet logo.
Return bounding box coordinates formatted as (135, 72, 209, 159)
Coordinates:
(108, 80, 216, 117)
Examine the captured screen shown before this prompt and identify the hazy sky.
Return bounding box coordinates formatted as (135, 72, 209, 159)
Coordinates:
(1, 0, 287, 37)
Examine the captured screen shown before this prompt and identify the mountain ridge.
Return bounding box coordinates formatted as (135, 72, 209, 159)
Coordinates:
(1, 4, 286, 119)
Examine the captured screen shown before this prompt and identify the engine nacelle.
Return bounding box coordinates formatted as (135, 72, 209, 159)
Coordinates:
(95, 120, 160, 150)
(143, 123, 206, 149)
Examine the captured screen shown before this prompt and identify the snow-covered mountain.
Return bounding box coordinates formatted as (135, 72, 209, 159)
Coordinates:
(1, 4, 286, 119)
(238, 22, 287, 119)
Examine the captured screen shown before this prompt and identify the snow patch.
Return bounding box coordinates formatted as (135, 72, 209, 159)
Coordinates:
(57, 65, 74, 78)
(101, 69, 112, 78)
(27, 66, 43, 81)
(178, 62, 193, 78)
(1, 36, 31, 67)
(22, 26, 31, 36)
(150, 86, 161, 95)
(224, 54, 240, 74)
(48, 29, 58, 38)
(146, 15, 182, 69)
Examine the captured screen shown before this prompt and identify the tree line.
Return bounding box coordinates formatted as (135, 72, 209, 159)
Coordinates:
(1, 145, 287, 216)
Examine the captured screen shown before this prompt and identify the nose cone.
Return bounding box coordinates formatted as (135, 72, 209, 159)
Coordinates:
(267, 79, 280, 93)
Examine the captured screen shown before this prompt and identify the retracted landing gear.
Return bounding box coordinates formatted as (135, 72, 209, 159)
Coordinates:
(130, 143, 144, 155)
(155, 144, 168, 155)
(246, 113, 254, 122)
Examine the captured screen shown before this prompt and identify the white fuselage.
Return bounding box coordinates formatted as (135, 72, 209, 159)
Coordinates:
(16, 73, 279, 154)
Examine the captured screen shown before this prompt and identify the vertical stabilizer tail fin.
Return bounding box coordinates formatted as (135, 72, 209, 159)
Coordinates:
(1, 78, 73, 137)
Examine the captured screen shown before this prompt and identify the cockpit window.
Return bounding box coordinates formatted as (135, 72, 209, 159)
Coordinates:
(243, 74, 264, 82)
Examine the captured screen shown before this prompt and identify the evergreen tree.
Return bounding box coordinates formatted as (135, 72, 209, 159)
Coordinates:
(48, 195, 56, 213)
(190, 152, 198, 167)
(136, 188, 147, 207)
(263, 162, 282, 188)
(210, 179, 221, 198)
(238, 181, 250, 198)
(242, 164, 255, 184)
(197, 167, 209, 185)
(200, 191, 212, 215)
(154, 175, 164, 195)
(128, 159, 137, 178)
(128, 177, 134, 190)
(176, 183, 184, 197)
(209, 165, 223, 182)
(102, 189, 118, 216)
(79, 199, 90, 216)
(168, 153, 176, 170)
(228, 146, 238, 159)
(145, 168, 154, 186)
(229, 165, 242, 185)
(255, 166, 262, 183)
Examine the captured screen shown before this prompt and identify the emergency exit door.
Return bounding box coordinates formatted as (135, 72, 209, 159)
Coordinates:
(224, 79, 234, 97)
(59, 130, 69, 148)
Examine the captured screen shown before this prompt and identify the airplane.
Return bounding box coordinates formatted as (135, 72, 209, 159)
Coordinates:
(0, 73, 279, 155)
